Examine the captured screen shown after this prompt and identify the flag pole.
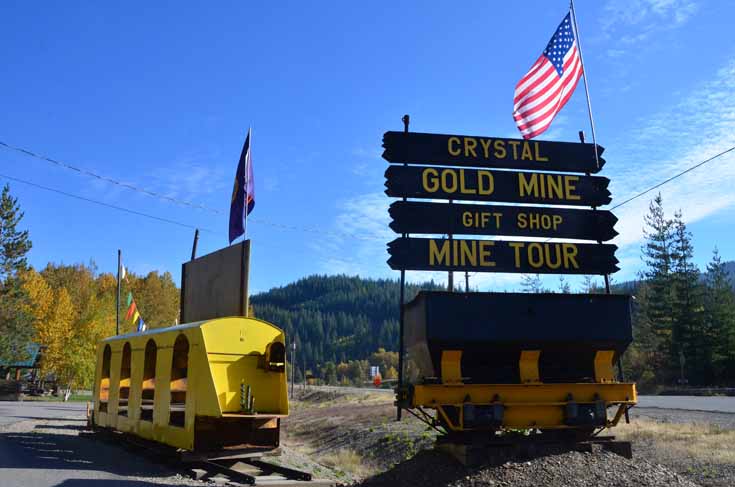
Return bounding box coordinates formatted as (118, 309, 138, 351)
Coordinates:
(243, 126, 252, 240)
(569, 0, 601, 170)
(116, 249, 121, 335)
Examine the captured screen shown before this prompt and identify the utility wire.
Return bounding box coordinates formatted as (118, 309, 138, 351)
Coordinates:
(0, 172, 215, 233)
(610, 145, 735, 211)
(467, 145, 735, 278)
(0, 140, 383, 242)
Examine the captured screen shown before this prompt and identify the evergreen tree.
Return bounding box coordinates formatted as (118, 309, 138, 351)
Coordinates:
(705, 248, 735, 383)
(0, 185, 33, 363)
(0, 184, 32, 281)
(637, 193, 675, 381)
(670, 211, 706, 384)
(521, 274, 544, 293)
(558, 276, 571, 293)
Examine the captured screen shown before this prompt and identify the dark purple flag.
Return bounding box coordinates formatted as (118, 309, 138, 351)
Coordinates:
(228, 129, 255, 243)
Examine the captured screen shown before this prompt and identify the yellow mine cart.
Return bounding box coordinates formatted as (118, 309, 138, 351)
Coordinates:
(397, 291, 637, 436)
(92, 316, 288, 452)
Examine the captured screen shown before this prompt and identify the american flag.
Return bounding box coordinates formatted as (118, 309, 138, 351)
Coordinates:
(513, 12, 583, 140)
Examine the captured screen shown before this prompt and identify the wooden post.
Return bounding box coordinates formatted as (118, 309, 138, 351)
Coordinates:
(240, 240, 251, 317)
(397, 114, 410, 421)
(116, 249, 121, 335)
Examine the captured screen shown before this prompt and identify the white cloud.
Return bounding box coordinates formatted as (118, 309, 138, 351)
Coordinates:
(600, 0, 698, 58)
(606, 57, 735, 277)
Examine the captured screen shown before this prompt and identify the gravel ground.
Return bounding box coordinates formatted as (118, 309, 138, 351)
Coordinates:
(357, 449, 700, 487)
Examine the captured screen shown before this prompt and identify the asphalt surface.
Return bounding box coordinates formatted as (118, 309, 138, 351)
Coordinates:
(0, 402, 200, 487)
(636, 395, 735, 413)
(0, 401, 86, 425)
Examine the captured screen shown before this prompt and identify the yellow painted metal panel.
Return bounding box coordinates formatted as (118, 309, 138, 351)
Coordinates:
(412, 383, 637, 406)
(519, 350, 541, 384)
(92, 315, 288, 452)
(201, 317, 288, 415)
(421, 382, 637, 430)
(594, 350, 616, 382)
(441, 350, 463, 384)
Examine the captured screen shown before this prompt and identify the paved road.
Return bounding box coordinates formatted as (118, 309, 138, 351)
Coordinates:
(0, 402, 198, 487)
(0, 401, 87, 426)
(636, 395, 735, 413)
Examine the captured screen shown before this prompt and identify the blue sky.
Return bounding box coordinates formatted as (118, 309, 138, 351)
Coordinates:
(1, 0, 734, 293)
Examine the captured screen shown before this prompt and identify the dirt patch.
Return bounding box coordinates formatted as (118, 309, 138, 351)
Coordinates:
(283, 387, 437, 480)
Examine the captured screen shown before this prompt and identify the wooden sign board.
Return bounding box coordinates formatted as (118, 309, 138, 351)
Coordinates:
(388, 201, 618, 241)
(385, 165, 611, 207)
(387, 237, 618, 275)
(181, 241, 250, 323)
(382, 131, 605, 173)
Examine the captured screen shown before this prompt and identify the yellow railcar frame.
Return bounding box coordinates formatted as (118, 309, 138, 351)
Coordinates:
(404, 349, 636, 432)
(92, 316, 288, 451)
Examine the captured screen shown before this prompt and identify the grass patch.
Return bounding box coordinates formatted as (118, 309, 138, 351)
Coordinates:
(317, 448, 374, 478)
(616, 418, 735, 465)
(23, 393, 92, 402)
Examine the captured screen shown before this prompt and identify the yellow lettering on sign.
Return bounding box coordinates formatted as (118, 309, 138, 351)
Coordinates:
(521, 141, 533, 161)
(462, 212, 473, 227)
(459, 170, 476, 194)
(508, 140, 520, 160)
(478, 171, 494, 195)
(518, 173, 538, 197)
(564, 176, 581, 200)
(452, 240, 460, 266)
(493, 212, 502, 227)
(442, 170, 458, 193)
(460, 240, 477, 266)
(545, 244, 562, 269)
(480, 138, 492, 158)
(429, 240, 450, 266)
(422, 168, 440, 193)
(517, 213, 527, 229)
(528, 243, 544, 268)
(508, 242, 523, 268)
(481, 212, 490, 228)
(547, 175, 563, 199)
(534, 142, 549, 162)
(562, 244, 579, 269)
(448, 137, 461, 156)
(464, 138, 478, 158)
(494, 140, 507, 159)
(479, 241, 496, 267)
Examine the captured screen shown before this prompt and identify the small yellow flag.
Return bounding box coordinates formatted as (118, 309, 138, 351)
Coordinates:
(132, 310, 140, 323)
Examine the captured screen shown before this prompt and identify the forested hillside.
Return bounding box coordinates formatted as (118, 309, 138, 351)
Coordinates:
(251, 275, 443, 378)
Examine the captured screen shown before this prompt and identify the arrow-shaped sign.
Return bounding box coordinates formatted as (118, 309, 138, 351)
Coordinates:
(385, 165, 611, 207)
(382, 131, 605, 173)
(389, 201, 618, 241)
(387, 237, 619, 275)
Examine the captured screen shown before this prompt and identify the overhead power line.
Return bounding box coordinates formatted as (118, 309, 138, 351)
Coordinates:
(0, 140, 383, 242)
(0, 140, 223, 214)
(610, 145, 735, 210)
(0, 172, 215, 233)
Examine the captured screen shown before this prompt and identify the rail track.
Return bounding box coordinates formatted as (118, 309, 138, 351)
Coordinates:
(88, 427, 335, 486)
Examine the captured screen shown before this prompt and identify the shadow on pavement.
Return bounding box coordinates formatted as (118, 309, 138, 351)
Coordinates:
(52, 480, 183, 487)
(0, 429, 180, 480)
